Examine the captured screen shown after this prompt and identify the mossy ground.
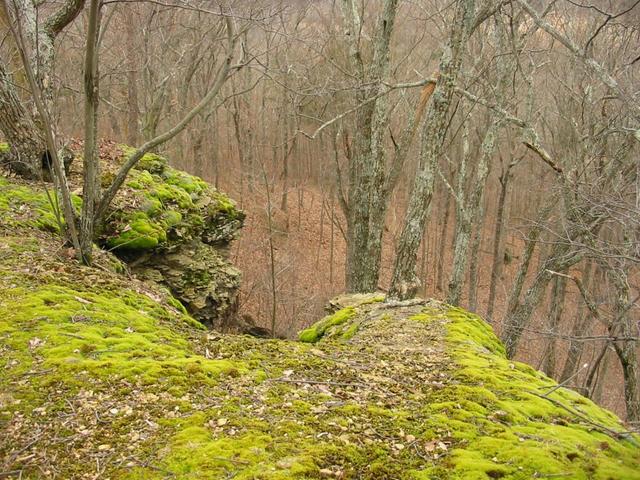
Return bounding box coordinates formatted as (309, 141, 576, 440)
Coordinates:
(1, 175, 638, 479)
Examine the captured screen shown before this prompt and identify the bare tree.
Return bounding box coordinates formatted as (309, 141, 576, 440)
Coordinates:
(389, 0, 481, 300)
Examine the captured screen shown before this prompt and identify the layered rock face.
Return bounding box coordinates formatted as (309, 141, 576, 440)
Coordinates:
(98, 147, 245, 331)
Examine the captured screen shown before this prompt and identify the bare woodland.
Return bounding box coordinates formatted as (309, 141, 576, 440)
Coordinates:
(0, 0, 639, 425)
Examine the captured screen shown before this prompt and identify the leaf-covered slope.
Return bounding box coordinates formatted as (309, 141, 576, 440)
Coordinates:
(1, 177, 639, 480)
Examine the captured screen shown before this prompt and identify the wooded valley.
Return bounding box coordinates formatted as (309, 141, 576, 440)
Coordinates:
(1, 0, 639, 477)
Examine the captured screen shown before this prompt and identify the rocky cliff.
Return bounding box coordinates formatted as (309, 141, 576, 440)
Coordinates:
(97, 145, 245, 331)
(0, 160, 639, 479)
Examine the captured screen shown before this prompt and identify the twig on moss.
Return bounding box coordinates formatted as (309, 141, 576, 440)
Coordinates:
(539, 363, 589, 398)
(60, 332, 85, 339)
(529, 391, 638, 445)
(210, 457, 249, 465)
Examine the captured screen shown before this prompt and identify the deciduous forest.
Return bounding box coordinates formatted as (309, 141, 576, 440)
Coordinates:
(1, 0, 639, 478)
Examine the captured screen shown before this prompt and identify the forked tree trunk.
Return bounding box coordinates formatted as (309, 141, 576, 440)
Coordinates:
(447, 117, 497, 306)
(388, 0, 477, 300)
(342, 0, 399, 293)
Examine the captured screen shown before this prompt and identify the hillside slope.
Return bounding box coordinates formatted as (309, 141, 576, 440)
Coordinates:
(0, 172, 639, 479)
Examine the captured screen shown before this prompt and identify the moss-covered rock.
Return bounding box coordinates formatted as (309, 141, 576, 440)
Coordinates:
(0, 143, 245, 329)
(92, 146, 245, 329)
(102, 146, 244, 253)
(134, 240, 241, 330)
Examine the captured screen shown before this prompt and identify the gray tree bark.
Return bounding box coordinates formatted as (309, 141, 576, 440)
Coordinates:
(341, 0, 398, 293)
(388, 0, 478, 300)
(447, 118, 498, 306)
(79, 0, 101, 263)
(0, 61, 46, 178)
(606, 253, 640, 422)
(542, 272, 568, 377)
(486, 158, 515, 321)
(0, 0, 85, 178)
(558, 261, 595, 383)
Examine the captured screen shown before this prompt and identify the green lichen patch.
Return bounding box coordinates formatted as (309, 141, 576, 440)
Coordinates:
(0, 142, 9, 153)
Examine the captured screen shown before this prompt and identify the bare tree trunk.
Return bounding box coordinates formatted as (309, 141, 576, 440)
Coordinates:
(125, 11, 139, 146)
(608, 267, 640, 422)
(447, 117, 497, 305)
(502, 238, 582, 358)
(559, 261, 595, 383)
(342, 0, 399, 293)
(389, 0, 477, 300)
(467, 201, 485, 311)
(501, 194, 556, 331)
(589, 347, 612, 405)
(78, 0, 101, 264)
(486, 162, 513, 321)
(436, 186, 452, 292)
(542, 272, 567, 377)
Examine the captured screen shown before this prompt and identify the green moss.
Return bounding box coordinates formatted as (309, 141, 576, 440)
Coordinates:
(162, 210, 183, 227)
(0, 142, 9, 153)
(120, 146, 168, 174)
(298, 306, 356, 343)
(211, 190, 240, 219)
(0, 178, 81, 233)
(167, 295, 190, 316)
(102, 147, 242, 253)
(106, 212, 167, 250)
(407, 306, 640, 480)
